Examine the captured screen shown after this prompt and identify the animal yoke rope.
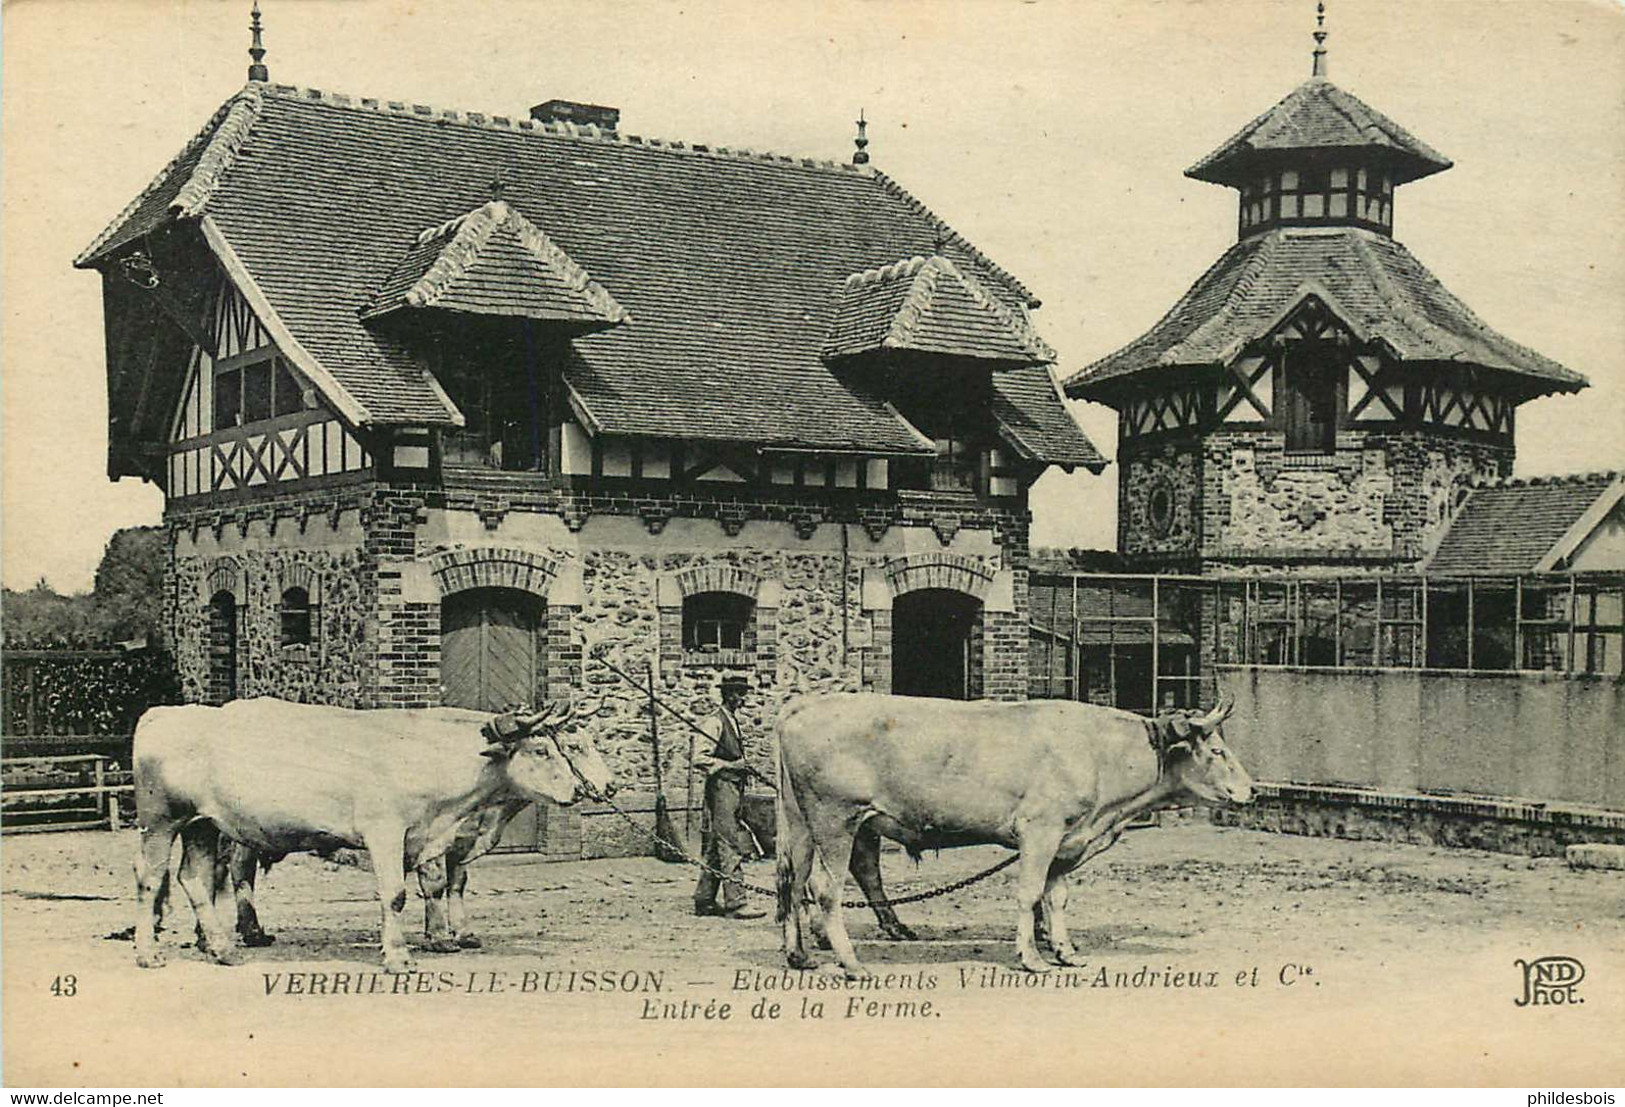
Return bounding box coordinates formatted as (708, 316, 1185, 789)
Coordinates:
(587, 788, 1019, 908)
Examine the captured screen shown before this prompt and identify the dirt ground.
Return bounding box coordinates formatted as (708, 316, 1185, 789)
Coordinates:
(4, 822, 1623, 1086)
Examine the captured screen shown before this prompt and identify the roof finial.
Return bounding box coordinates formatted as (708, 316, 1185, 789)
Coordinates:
(489, 168, 507, 201)
(1311, 1, 1328, 79)
(248, 1, 269, 83)
(852, 109, 870, 166)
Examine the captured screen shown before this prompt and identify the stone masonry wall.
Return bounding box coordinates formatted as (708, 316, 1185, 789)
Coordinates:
(1195, 428, 1512, 568)
(1117, 442, 1202, 561)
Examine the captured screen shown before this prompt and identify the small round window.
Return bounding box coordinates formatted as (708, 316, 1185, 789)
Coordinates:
(1147, 479, 1177, 539)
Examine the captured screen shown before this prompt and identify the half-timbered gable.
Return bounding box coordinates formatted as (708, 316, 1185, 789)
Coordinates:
(166, 281, 372, 501)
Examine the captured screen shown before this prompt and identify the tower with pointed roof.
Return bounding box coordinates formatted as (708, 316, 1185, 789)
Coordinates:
(1066, 8, 1586, 572)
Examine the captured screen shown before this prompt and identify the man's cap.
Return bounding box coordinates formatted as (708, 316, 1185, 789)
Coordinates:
(719, 675, 751, 692)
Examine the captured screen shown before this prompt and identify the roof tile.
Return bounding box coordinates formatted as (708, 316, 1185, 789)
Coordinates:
(1066, 227, 1585, 396)
(77, 84, 1091, 463)
(1426, 473, 1622, 574)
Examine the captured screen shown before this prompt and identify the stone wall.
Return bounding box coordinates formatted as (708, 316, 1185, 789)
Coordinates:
(161, 476, 1034, 858)
(1191, 427, 1513, 568)
(1212, 784, 1625, 857)
(171, 540, 375, 707)
(1117, 442, 1201, 560)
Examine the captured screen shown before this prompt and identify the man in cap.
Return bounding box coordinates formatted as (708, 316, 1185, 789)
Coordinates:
(692, 675, 766, 919)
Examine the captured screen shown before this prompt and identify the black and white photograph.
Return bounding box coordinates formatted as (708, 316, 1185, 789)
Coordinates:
(2, 0, 1621, 1090)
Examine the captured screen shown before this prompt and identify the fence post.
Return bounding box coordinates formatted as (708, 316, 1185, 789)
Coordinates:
(1566, 574, 1578, 674)
(1514, 576, 1524, 671)
(100, 756, 120, 831)
(1151, 576, 1161, 711)
(1070, 576, 1080, 703)
(1465, 577, 1475, 671)
(1374, 577, 1384, 666)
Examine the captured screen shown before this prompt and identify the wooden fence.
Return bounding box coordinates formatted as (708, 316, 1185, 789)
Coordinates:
(1, 647, 172, 832)
(1, 751, 133, 833)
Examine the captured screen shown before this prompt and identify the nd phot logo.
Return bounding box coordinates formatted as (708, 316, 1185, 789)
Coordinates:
(1514, 956, 1585, 1007)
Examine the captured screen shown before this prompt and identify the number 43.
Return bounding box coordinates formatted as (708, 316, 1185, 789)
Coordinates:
(50, 975, 77, 997)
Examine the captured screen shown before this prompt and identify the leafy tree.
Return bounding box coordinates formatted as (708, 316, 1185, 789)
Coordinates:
(92, 526, 165, 644)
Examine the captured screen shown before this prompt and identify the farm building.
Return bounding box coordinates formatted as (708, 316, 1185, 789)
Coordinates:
(1062, 20, 1588, 574)
(70, 34, 1103, 848)
(1028, 22, 1623, 852)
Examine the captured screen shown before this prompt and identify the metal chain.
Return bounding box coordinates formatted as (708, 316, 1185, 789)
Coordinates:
(590, 791, 1018, 909)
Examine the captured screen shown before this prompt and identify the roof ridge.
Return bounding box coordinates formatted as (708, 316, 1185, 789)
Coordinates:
(868, 170, 1041, 308)
(1320, 82, 1451, 171)
(844, 254, 934, 288)
(74, 87, 263, 266)
(1170, 230, 1281, 365)
(373, 198, 629, 324)
(885, 257, 943, 350)
(256, 82, 866, 177)
(1376, 237, 1581, 382)
(1066, 235, 1267, 390)
(1347, 228, 1439, 355)
(1473, 470, 1623, 490)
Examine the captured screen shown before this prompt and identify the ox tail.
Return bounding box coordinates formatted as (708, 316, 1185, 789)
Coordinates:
(773, 731, 807, 927)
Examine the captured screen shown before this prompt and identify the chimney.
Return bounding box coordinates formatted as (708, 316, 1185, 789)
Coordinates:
(529, 99, 620, 132)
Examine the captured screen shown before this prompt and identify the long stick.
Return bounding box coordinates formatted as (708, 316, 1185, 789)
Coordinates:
(592, 649, 778, 790)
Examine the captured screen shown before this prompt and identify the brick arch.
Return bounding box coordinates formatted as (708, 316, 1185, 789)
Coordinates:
(205, 557, 246, 604)
(278, 561, 323, 604)
(883, 552, 994, 601)
(672, 563, 762, 601)
(428, 547, 562, 599)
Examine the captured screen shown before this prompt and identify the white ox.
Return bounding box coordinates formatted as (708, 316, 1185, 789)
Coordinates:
(132, 698, 615, 973)
(775, 693, 1253, 977)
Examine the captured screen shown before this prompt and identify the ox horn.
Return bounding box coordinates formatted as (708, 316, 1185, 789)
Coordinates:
(516, 701, 572, 732)
(1197, 691, 1235, 730)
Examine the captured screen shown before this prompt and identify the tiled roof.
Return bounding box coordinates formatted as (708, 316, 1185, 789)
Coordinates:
(1065, 226, 1586, 398)
(1186, 78, 1452, 188)
(1427, 473, 1624, 575)
(76, 83, 1091, 463)
(824, 255, 1054, 365)
(991, 367, 1105, 472)
(363, 200, 628, 327)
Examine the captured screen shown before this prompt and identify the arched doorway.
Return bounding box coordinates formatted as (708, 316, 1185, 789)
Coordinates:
(207, 591, 238, 705)
(441, 587, 548, 852)
(440, 587, 546, 712)
(892, 588, 982, 699)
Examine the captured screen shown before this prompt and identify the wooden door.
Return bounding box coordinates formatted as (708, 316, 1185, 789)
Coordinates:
(440, 587, 547, 851)
(440, 588, 543, 712)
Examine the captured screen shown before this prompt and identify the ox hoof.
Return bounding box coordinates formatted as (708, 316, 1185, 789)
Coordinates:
(383, 956, 415, 976)
(135, 951, 166, 970)
(786, 950, 815, 971)
(1018, 956, 1055, 975)
(456, 933, 483, 950)
(240, 930, 276, 948)
(208, 949, 245, 967)
(1053, 947, 1083, 967)
(422, 937, 462, 954)
(880, 923, 920, 942)
(841, 966, 875, 982)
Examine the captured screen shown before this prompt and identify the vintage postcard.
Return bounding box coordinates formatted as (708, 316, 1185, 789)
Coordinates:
(2, 0, 1622, 1089)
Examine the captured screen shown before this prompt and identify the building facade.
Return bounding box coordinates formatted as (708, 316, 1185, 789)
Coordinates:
(1064, 34, 1587, 574)
(76, 77, 1103, 792)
